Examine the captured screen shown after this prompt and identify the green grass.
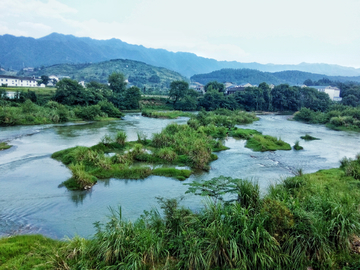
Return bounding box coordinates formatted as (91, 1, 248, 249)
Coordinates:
(152, 167, 192, 180)
(1, 86, 56, 96)
(0, 142, 11, 151)
(141, 109, 193, 119)
(0, 235, 64, 270)
(245, 134, 291, 152)
(229, 128, 262, 139)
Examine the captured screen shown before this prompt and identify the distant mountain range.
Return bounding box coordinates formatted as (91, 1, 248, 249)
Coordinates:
(17, 59, 187, 90)
(1, 33, 360, 78)
(191, 69, 360, 86)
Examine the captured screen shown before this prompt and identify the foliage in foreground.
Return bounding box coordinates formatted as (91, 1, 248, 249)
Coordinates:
(0, 234, 64, 270)
(44, 163, 360, 269)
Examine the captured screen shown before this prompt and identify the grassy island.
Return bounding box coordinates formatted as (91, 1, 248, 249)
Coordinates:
(3, 156, 360, 269)
(0, 142, 11, 151)
(52, 124, 227, 190)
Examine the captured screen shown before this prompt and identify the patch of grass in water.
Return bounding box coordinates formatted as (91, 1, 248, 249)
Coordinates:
(152, 167, 192, 180)
(0, 142, 11, 151)
(246, 134, 291, 152)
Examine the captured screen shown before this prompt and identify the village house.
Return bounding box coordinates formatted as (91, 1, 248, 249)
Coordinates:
(0, 75, 37, 87)
(306, 85, 342, 101)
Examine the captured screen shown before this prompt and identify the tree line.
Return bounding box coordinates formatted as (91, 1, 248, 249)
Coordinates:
(170, 81, 332, 112)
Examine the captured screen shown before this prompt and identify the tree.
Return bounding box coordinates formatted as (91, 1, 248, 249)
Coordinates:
(39, 75, 50, 86)
(169, 81, 189, 106)
(204, 81, 225, 92)
(124, 86, 142, 110)
(108, 72, 127, 94)
(54, 78, 88, 106)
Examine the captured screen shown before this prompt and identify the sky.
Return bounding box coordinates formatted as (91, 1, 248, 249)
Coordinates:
(1, 0, 360, 68)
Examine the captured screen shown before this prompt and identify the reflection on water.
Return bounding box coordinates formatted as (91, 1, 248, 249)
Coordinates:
(0, 113, 359, 239)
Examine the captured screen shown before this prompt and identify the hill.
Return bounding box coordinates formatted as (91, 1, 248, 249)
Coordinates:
(1, 33, 360, 78)
(17, 59, 187, 92)
(190, 69, 360, 85)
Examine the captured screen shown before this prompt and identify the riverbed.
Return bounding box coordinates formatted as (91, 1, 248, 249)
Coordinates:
(1, 114, 359, 239)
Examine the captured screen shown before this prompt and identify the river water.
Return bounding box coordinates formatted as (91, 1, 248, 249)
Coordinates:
(0, 114, 359, 239)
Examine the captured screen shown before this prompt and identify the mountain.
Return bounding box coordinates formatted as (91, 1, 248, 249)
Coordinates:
(190, 69, 360, 86)
(1, 33, 360, 78)
(18, 59, 187, 91)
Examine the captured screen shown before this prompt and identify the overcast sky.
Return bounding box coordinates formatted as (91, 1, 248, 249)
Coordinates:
(1, 0, 360, 68)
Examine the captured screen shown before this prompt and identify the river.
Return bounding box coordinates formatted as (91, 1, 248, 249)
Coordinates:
(0, 114, 359, 239)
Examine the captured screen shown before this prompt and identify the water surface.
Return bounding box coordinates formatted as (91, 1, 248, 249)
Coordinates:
(1, 114, 359, 239)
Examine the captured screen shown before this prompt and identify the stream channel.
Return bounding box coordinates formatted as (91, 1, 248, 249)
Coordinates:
(1, 113, 360, 239)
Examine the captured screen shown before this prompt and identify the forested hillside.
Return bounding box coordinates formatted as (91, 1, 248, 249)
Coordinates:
(191, 69, 360, 85)
(18, 59, 187, 93)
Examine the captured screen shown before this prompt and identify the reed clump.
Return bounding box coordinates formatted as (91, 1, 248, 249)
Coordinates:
(293, 140, 304, 150)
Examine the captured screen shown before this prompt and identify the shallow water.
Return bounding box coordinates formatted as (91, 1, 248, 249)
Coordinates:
(0, 114, 359, 239)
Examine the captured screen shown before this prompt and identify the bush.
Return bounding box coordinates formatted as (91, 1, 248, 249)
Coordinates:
(74, 105, 101, 120)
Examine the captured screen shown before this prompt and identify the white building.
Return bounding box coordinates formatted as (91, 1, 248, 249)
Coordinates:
(307, 85, 342, 101)
(0, 75, 37, 87)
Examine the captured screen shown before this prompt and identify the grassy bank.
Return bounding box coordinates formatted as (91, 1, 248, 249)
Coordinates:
(0, 234, 64, 269)
(4, 157, 360, 269)
(0, 100, 123, 126)
(294, 105, 360, 132)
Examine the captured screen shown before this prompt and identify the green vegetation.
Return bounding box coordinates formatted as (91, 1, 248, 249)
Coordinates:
(0, 100, 120, 126)
(19, 59, 187, 94)
(8, 161, 360, 269)
(245, 134, 291, 152)
(0, 142, 11, 151)
(294, 105, 360, 131)
(190, 68, 360, 86)
(141, 109, 193, 119)
(301, 134, 320, 141)
(52, 123, 227, 190)
(293, 140, 304, 150)
(0, 234, 64, 270)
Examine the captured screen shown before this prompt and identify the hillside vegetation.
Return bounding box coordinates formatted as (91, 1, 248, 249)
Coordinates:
(18, 59, 187, 94)
(191, 68, 360, 85)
